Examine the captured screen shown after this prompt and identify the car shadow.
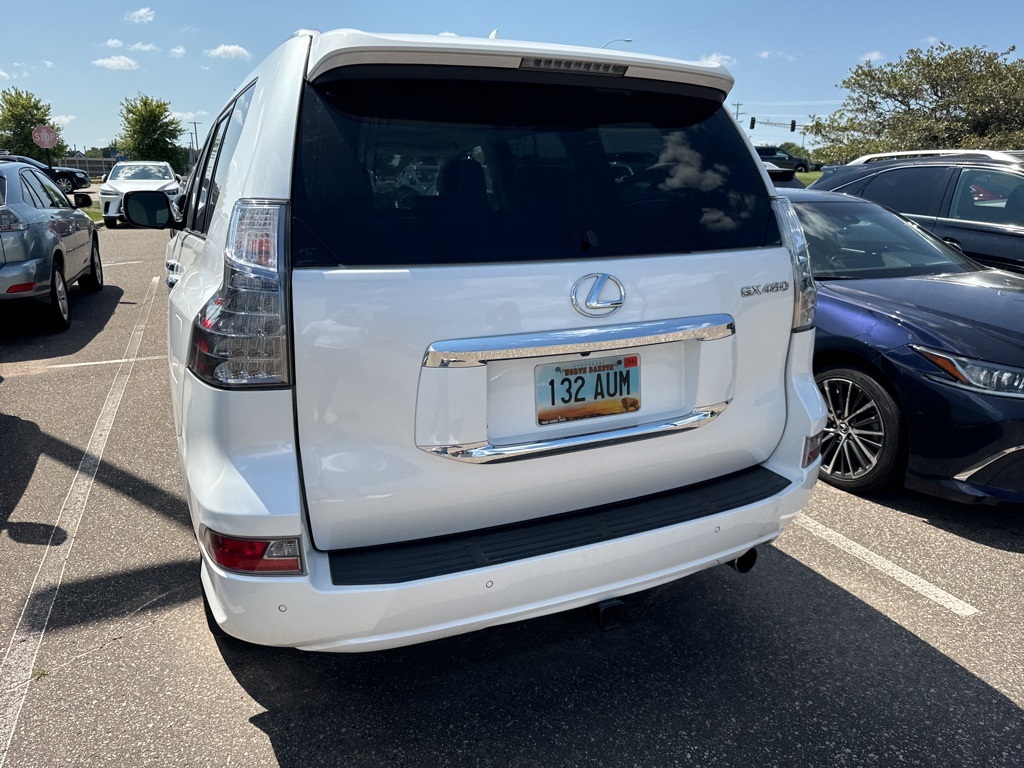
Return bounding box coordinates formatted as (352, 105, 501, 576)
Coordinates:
(0, 283, 125, 363)
(0, 414, 70, 546)
(855, 487, 1024, 554)
(0, 415, 188, 548)
(211, 549, 1022, 766)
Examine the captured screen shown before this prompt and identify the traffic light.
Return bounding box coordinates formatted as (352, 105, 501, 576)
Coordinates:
(749, 117, 756, 130)
(790, 120, 797, 132)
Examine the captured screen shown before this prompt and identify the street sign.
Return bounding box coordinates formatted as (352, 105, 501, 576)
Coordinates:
(32, 124, 58, 150)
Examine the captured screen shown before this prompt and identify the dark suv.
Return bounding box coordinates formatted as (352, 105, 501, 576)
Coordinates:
(755, 146, 810, 173)
(811, 154, 1024, 273)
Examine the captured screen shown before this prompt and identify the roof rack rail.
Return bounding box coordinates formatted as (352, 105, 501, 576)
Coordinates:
(848, 149, 1024, 165)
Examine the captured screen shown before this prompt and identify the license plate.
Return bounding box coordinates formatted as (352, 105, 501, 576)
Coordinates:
(536, 354, 640, 426)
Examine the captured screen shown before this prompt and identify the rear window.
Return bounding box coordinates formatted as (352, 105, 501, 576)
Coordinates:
(292, 66, 775, 267)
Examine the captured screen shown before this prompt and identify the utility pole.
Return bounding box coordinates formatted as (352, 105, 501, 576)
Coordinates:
(189, 122, 201, 155)
(732, 102, 746, 124)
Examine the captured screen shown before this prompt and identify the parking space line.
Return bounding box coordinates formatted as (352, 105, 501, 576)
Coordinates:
(48, 355, 166, 370)
(0, 277, 160, 768)
(795, 513, 980, 618)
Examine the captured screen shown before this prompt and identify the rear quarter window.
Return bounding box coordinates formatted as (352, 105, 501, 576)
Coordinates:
(292, 67, 776, 267)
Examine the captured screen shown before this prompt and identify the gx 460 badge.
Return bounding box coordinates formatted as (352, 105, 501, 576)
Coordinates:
(741, 281, 790, 297)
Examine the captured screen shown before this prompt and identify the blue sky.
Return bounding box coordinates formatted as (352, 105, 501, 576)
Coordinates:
(3, 1, 1022, 154)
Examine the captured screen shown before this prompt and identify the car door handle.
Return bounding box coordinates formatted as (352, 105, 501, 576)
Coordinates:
(165, 259, 182, 289)
(942, 237, 964, 253)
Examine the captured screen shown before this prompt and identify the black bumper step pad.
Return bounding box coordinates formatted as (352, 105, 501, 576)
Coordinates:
(328, 465, 790, 585)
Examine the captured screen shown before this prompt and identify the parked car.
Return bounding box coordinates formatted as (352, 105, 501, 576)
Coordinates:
(0, 161, 102, 331)
(764, 163, 805, 189)
(98, 161, 181, 228)
(0, 154, 91, 194)
(783, 188, 1024, 505)
(810, 154, 1024, 274)
(755, 145, 811, 173)
(122, 28, 825, 652)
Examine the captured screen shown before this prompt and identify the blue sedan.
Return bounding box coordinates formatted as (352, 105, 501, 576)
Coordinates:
(784, 189, 1024, 505)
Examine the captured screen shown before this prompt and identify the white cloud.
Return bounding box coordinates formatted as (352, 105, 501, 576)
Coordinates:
(170, 46, 186, 58)
(922, 36, 939, 46)
(43, 60, 54, 68)
(204, 44, 252, 60)
(861, 50, 884, 64)
(439, 32, 459, 37)
(52, 115, 76, 126)
(757, 50, 796, 62)
(92, 55, 139, 71)
(0, 70, 9, 79)
(699, 52, 736, 67)
(129, 42, 160, 52)
(126, 7, 155, 23)
(171, 110, 208, 121)
(104, 38, 123, 48)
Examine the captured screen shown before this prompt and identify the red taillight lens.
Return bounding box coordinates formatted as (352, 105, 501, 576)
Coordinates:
(204, 530, 303, 574)
(187, 201, 289, 388)
(6, 282, 36, 294)
(0, 207, 29, 232)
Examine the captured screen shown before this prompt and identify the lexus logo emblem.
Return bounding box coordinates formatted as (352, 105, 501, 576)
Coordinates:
(571, 273, 625, 318)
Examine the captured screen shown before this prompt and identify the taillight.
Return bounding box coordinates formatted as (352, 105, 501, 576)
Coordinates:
(187, 200, 290, 387)
(0, 206, 29, 232)
(771, 196, 816, 332)
(204, 529, 303, 574)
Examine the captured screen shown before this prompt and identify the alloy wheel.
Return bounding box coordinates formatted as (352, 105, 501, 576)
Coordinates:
(818, 375, 886, 482)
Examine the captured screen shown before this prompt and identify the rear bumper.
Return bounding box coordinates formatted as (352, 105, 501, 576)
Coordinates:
(202, 467, 815, 652)
(0, 255, 52, 299)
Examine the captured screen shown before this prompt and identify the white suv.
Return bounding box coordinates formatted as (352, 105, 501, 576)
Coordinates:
(124, 29, 826, 652)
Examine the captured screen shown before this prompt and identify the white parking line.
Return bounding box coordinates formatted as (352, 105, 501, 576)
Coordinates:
(795, 513, 980, 618)
(0, 276, 160, 768)
(48, 355, 165, 370)
(101, 261, 143, 267)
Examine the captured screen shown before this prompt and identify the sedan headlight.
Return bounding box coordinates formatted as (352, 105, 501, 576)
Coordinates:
(99, 186, 117, 195)
(913, 345, 1024, 397)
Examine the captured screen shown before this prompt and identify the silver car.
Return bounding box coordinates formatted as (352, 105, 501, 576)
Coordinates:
(0, 161, 102, 331)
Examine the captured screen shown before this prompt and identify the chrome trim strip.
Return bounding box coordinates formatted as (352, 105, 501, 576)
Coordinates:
(422, 401, 730, 463)
(423, 315, 735, 369)
(953, 445, 1024, 482)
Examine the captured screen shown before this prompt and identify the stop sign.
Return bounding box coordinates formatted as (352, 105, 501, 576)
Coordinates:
(32, 124, 58, 150)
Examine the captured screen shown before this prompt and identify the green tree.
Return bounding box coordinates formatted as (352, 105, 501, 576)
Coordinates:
(806, 43, 1024, 164)
(115, 93, 187, 171)
(779, 141, 807, 159)
(0, 87, 69, 160)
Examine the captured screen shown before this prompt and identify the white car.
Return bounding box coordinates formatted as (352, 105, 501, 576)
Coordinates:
(99, 161, 181, 228)
(123, 29, 826, 652)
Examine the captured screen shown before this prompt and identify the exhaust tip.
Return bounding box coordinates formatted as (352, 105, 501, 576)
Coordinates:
(726, 547, 757, 574)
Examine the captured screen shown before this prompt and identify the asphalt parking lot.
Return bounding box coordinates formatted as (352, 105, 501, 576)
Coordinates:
(1, 227, 1022, 767)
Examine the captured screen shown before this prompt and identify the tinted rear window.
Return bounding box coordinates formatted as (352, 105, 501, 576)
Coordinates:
(857, 166, 949, 216)
(292, 67, 775, 267)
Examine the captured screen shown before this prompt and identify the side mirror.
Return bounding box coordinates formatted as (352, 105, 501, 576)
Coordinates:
(100, 173, 107, 183)
(72, 193, 93, 209)
(175, 174, 183, 183)
(123, 190, 182, 230)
